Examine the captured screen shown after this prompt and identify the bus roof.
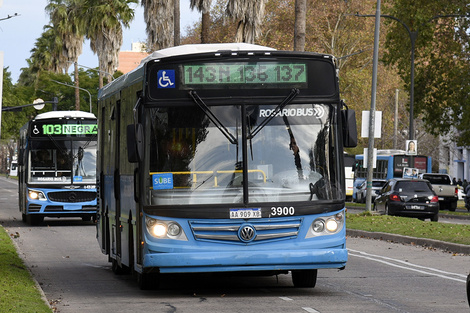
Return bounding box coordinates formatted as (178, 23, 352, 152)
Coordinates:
(141, 43, 276, 64)
(33, 111, 97, 121)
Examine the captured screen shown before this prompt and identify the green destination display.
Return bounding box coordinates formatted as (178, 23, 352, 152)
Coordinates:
(183, 62, 307, 86)
(31, 123, 97, 136)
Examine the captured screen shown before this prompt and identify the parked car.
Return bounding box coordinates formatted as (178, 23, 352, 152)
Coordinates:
(352, 178, 366, 202)
(467, 273, 470, 307)
(373, 178, 439, 222)
(418, 173, 458, 211)
(356, 179, 386, 203)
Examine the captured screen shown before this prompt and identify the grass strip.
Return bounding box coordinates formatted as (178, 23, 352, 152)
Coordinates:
(347, 212, 470, 245)
(0, 225, 51, 312)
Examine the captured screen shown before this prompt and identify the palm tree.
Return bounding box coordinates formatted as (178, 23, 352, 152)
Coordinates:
(80, 0, 136, 88)
(226, 0, 266, 43)
(174, 0, 180, 46)
(28, 26, 63, 88)
(46, 0, 84, 110)
(190, 0, 212, 43)
(141, 0, 174, 51)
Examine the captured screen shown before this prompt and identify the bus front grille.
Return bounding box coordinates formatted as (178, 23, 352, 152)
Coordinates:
(48, 191, 97, 203)
(189, 218, 302, 244)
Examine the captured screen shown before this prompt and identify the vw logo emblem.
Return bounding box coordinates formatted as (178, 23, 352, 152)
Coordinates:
(239, 225, 256, 242)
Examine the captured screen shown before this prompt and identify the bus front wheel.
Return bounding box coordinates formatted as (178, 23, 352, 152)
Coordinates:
(25, 215, 43, 225)
(137, 272, 160, 290)
(292, 269, 318, 288)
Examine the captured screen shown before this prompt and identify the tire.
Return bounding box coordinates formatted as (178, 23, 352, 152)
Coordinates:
(26, 215, 43, 225)
(430, 214, 439, 222)
(292, 269, 318, 288)
(111, 258, 129, 275)
(137, 272, 160, 290)
(449, 200, 457, 212)
(82, 216, 92, 222)
(466, 274, 470, 307)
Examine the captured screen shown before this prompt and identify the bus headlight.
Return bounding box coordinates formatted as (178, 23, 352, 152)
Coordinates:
(325, 218, 339, 232)
(307, 212, 344, 238)
(28, 189, 46, 201)
(145, 217, 187, 241)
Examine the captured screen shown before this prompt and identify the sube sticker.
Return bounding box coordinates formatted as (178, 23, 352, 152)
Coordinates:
(152, 173, 174, 190)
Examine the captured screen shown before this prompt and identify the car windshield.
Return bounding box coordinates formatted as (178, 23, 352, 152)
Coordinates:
(423, 175, 451, 184)
(144, 103, 342, 205)
(395, 181, 430, 192)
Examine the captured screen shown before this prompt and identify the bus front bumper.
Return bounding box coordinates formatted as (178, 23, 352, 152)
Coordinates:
(142, 248, 347, 273)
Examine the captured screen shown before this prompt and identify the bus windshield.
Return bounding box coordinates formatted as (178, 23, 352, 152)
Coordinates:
(29, 140, 97, 184)
(145, 102, 341, 205)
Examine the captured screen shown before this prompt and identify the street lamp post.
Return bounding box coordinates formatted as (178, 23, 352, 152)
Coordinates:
(51, 80, 92, 113)
(67, 61, 114, 81)
(355, 13, 460, 141)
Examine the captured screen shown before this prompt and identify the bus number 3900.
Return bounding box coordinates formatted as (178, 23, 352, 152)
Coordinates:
(270, 206, 295, 217)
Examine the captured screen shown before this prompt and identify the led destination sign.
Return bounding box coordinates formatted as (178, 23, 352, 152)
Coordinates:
(31, 122, 97, 137)
(183, 62, 307, 87)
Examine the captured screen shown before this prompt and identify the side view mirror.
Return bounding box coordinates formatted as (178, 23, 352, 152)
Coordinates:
(18, 149, 24, 166)
(342, 108, 358, 148)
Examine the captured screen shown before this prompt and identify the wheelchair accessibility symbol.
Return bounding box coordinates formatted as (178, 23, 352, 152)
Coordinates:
(157, 70, 175, 88)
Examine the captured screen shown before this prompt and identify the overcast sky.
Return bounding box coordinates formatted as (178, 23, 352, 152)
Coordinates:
(0, 0, 199, 83)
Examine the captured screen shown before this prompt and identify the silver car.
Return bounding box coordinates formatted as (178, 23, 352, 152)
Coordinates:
(356, 179, 386, 203)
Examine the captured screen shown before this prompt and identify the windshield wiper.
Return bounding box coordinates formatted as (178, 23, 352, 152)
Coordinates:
(189, 91, 238, 145)
(248, 88, 300, 139)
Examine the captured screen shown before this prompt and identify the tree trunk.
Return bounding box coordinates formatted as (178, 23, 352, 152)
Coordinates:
(201, 11, 210, 43)
(74, 62, 80, 110)
(174, 0, 180, 46)
(294, 0, 306, 51)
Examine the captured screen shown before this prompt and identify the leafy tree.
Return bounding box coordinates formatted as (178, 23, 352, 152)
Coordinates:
(2, 68, 39, 140)
(382, 0, 470, 145)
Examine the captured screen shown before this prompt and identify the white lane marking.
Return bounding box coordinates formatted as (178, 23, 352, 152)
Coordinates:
(279, 296, 293, 301)
(302, 308, 320, 313)
(348, 248, 467, 283)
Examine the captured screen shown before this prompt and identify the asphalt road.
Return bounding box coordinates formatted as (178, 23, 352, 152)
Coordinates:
(1, 177, 469, 313)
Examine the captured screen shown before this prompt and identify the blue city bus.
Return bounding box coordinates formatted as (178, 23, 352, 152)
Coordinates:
(18, 111, 98, 225)
(354, 149, 432, 181)
(96, 43, 357, 289)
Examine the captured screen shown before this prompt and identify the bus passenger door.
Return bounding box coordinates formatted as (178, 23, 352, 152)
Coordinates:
(97, 105, 108, 254)
(111, 101, 123, 264)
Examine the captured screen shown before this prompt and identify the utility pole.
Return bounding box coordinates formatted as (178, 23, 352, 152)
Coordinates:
(365, 0, 381, 212)
(394, 89, 399, 149)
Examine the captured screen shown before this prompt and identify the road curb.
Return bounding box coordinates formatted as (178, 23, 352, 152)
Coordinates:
(9, 232, 53, 311)
(347, 229, 470, 255)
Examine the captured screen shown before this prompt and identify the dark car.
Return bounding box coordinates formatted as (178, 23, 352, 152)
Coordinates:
(373, 178, 439, 222)
(467, 274, 470, 307)
(356, 179, 386, 203)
